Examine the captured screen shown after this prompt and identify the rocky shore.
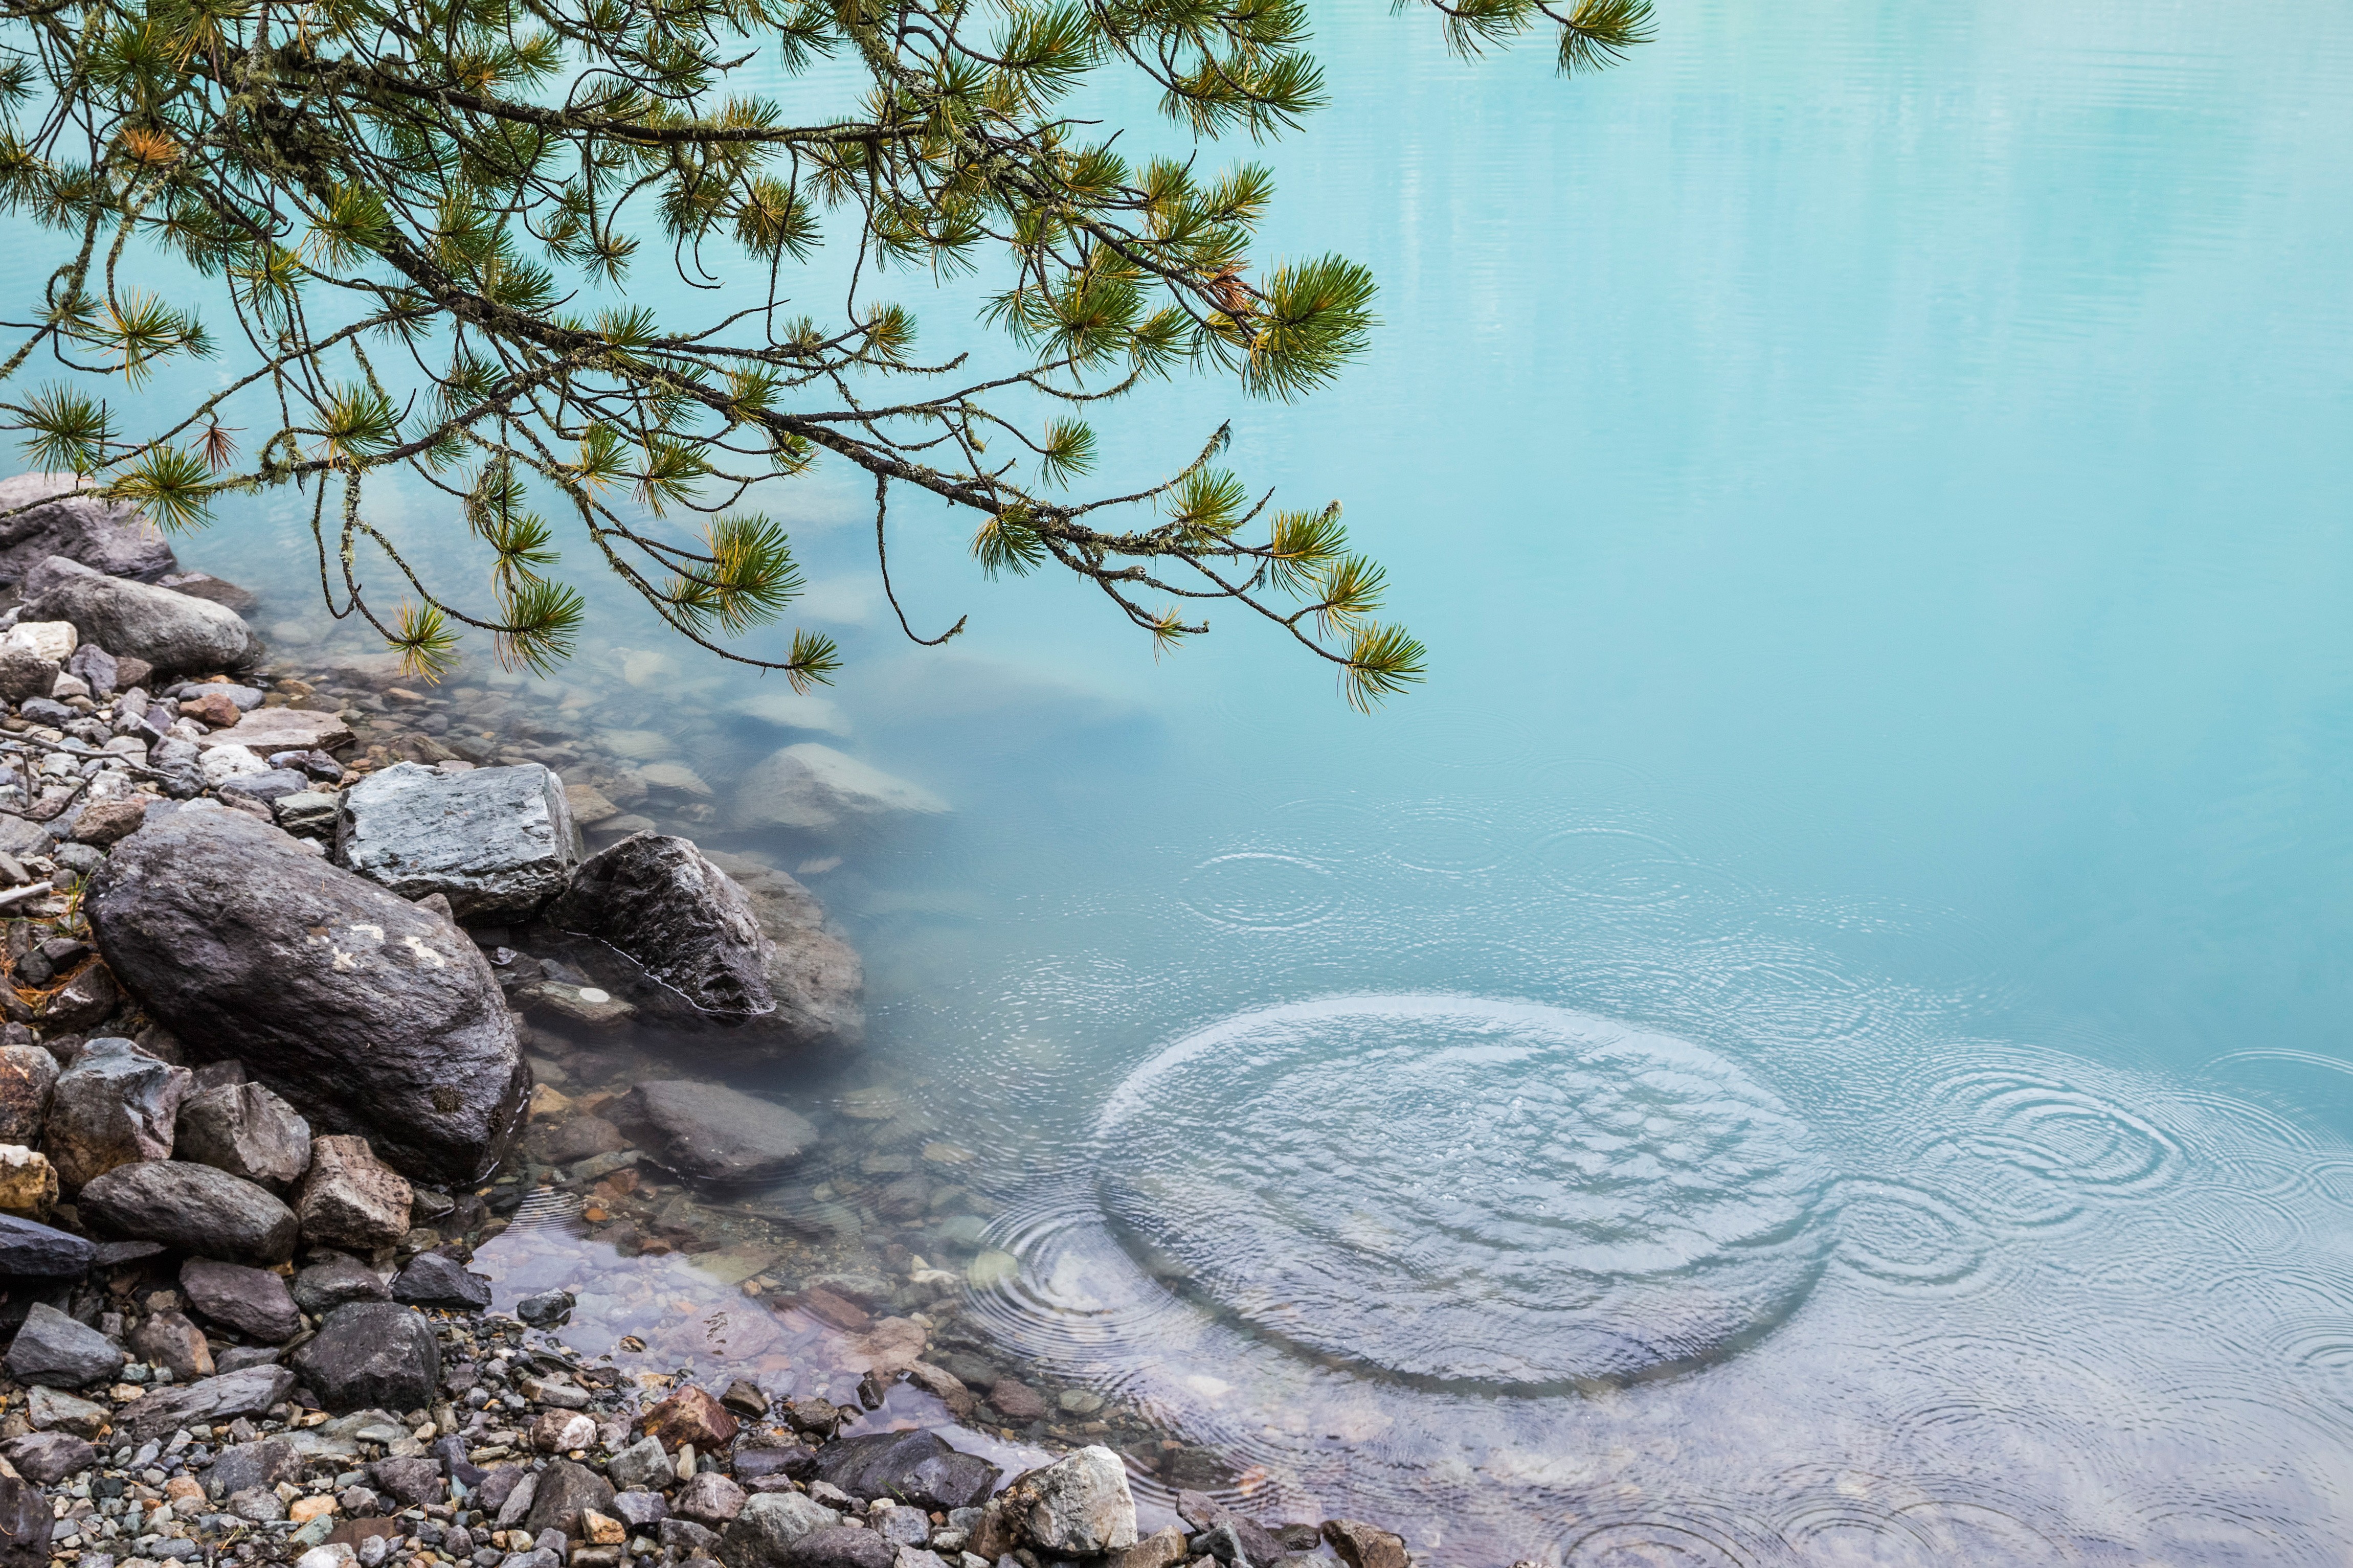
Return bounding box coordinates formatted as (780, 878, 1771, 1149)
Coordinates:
(0, 480, 1423, 1568)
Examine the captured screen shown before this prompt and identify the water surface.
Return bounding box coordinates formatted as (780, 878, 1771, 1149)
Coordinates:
(24, 0, 2353, 1559)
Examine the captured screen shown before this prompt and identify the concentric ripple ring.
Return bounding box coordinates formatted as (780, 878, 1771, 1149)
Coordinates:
(1095, 995, 1833, 1390)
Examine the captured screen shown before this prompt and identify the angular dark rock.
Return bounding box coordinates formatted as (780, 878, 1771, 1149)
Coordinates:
(20, 555, 257, 673)
(0, 1429, 96, 1483)
(718, 1492, 838, 1568)
(0, 474, 178, 585)
(540, 835, 862, 1055)
(372, 1453, 446, 1506)
(813, 1430, 1001, 1512)
(0, 1468, 52, 1568)
(0, 1212, 91, 1277)
(41, 1034, 191, 1191)
(181, 1256, 303, 1342)
(293, 1253, 392, 1314)
(1, 1301, 125, 1388)
(390, 1251, 492, 1310)
(640, 1384, 739, 1451)
(610, 1079, 817, 1187)
(207, 1436, 300, 1497)
(432, 1432, 486, 1488)
(514, 1288, 572, 1325)
(1320, 1521, 1406, 1568)
(175, 1079, 312, 1189)
(523, 1457, 615, 1538)
(130, 1308, 215, 1380)
(77, 1158, 299, 1263)
(334, 762, 583, 921)
(0, 1044, 57, 1144)
(86, 807, 529, 1182)
(120, 1364, 296, 1440)
(288, 1300, 440, 1414)
(298, 1133, 414, 1251)
(779, 1524, 894, 1568)
(214, 1344, 282, 1373)
(63, 641, 117, 698)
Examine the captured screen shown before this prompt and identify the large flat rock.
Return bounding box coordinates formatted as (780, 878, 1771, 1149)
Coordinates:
(85, 805, 528, 1183)
(335, 762, 580, 920)
(195, 707, 354, 754)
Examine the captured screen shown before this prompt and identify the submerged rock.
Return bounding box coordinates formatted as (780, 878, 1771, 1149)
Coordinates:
(86, 807, 529, 1182)
(20, 555, 258, 674)
(541, 834, 860, 1052)
(729, 743, 945, 832)
(610, 1079, 817, 1186)
(0, 473, 178, 585)
(335, 761, 582, 921)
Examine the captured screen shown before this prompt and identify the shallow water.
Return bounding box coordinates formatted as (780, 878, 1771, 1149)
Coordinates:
(17, 0, 2353, 1558)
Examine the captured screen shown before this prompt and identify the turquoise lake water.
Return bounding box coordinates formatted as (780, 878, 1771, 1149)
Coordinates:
(15, 0, 2353, 1557)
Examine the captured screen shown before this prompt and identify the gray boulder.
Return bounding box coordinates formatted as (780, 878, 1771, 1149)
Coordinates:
(181, 1256, 302, 1342)
(541, 835, 860, 1053)
(293, 1253, 391, 1314)
(175, 1080, 312, 1190)
(720, 1494, 843, 1568)
(1001, 1447, 1136, 1556)
(1, 1302, 125, 1388)
(85, 807, 529, 1182)
(522, 1457, 615, 1538)
(335, 762, 582, 921)
(609, 1079, 817, 1186)
(0, 1044, 57, 1143)
(0, 473, 178, 585)
(207, 1437, 299, 1497)
(612, 1490, 669, 1529)
(0, 1430, 96, 1483)
(77, 1158, 299, 1263)
(812, 1430, 1000, 1512)
(289, 1301, 439, 1414)
(0, 1213, 93, 1277)
(41, 1035, 191, 1191)
(390, 1251, 491, 1310)
(119, 1364, 296, 1440)
(20, 554, 257, 673)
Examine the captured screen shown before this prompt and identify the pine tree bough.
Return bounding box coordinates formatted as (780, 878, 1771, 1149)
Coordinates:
(0, 0, 1646, 707)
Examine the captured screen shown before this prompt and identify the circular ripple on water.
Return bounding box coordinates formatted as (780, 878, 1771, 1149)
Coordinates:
(1179, 852, 1341, 933)
(1095, 996, 1832, 1390)
(1827, 1179, 1992, 1291)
